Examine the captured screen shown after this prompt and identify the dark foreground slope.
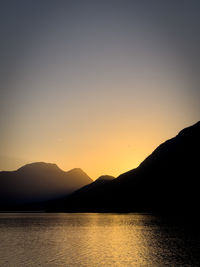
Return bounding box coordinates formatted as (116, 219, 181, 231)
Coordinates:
(68, 175, 114, 196)
(0, 162, 92, 211)
(63, 121, 200, 213)
(48, 175, 115, 211)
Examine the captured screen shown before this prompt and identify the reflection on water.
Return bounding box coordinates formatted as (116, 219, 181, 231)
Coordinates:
(0, 213, 200, 266)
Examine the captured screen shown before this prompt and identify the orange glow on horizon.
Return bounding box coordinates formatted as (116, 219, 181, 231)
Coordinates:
(1, 119, 194, 180)
(1, 1, 199, 178)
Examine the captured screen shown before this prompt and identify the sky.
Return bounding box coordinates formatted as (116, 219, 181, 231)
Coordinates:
(0, 0, 199, 179)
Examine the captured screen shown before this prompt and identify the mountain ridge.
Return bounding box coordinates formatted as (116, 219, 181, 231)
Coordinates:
(0, 162, 92, 211)
(1, 121, 199, 212)
(62, 121, 200, 213)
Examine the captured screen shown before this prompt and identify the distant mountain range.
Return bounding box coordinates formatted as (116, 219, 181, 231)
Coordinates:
(0, 162, 92, 211)
(0, 121, 199, 212)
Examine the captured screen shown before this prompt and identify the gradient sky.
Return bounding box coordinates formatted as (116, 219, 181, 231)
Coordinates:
(0, 0, 199, 179)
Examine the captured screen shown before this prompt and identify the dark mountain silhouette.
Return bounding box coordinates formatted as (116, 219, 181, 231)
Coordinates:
(0, 162, 92, 211)
(1, 121, 199, 213)
(62, 121, 200, 213)
(69, 175, 114, 194)
(47, 175, 115, 211)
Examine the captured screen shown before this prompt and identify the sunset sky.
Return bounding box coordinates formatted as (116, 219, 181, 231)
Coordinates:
(0, 0, 199, 179)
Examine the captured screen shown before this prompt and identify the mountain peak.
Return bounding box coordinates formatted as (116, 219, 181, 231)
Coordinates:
(17, 162, 61, 172)
(69, 168, 84, 173)
(66, 167, 89, 176)
(178, 120, 200, 137)
(0, 162, 92, 210)
(96, 175, 115, 182)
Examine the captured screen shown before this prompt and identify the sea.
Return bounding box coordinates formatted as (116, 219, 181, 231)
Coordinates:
(0, 213, 200, 266)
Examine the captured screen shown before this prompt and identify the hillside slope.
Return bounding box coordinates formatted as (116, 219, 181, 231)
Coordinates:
(63, 121, 200, 213)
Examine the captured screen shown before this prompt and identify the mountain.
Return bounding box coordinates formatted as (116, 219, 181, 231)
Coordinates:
(46, 175, 115, 211)
(0, 162, 92, 211)
(63, 121, 200, 213)
(1, 121, 199, 213)
(69, 175, 114, 195)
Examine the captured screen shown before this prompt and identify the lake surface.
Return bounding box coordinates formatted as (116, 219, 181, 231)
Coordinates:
(0, 213, 200, 266)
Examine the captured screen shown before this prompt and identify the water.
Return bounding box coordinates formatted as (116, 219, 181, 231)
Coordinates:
(0, 213, 199, 267)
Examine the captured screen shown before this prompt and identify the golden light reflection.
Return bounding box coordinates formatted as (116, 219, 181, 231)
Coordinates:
(52, 213, 152, 266)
